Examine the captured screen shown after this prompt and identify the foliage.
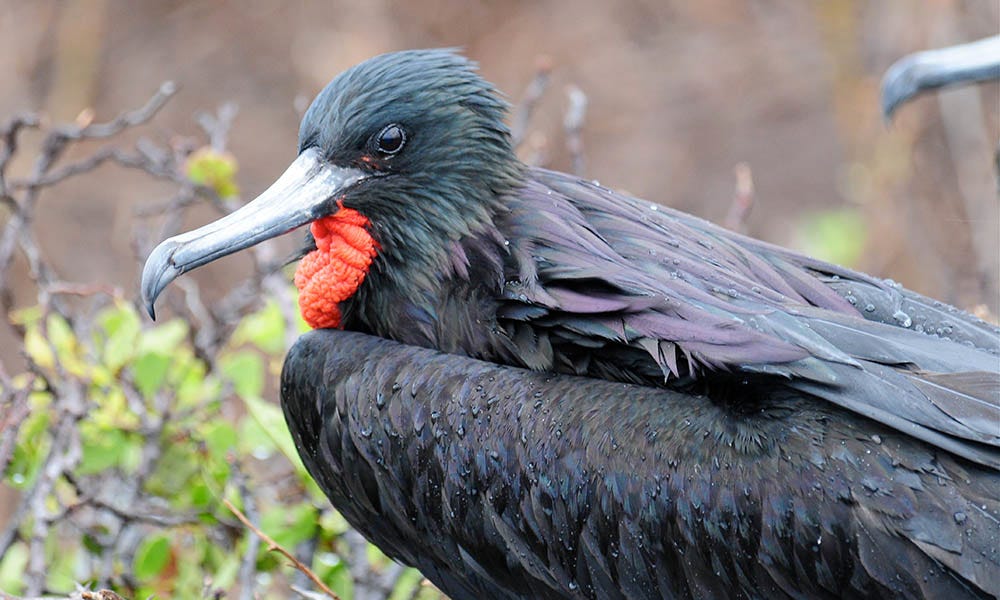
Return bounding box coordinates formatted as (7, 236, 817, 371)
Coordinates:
(0, 89, 441, 599)
(2, 296, 439, 599)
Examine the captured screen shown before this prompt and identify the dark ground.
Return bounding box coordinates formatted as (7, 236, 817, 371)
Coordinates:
(1, 0, 998, 535)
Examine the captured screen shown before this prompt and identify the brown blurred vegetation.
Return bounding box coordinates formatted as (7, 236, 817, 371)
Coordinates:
(1, 0, 997, 550)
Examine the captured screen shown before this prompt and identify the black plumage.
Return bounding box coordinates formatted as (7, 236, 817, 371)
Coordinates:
(284, 331, 999, 599)
(142, 49, 1000, 598)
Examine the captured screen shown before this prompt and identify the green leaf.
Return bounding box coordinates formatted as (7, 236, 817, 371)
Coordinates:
(242, 394, 304, 471)
(147, 439, 201, 500)
(46, 313, 76, 357)
(220, 350, 264, 399)
(134, 533, 172, 580)
(96, 301, 141, 371)
(133, 351, 172, 398)
(212, 552, 241, 591)
(261, 503, 317, 549)
(185, 147, 240, 198)
(388, 568, 428, 600)
(7, 407, 52, 489)
(233, 300, 286, 354)
(189, 481, 214, 508)
(0, 541, 27, 594)
(23, 327, 55, 370)
(795, 207, 867, 268)
(138, 319, 189, 356)
(203, 421, 237, 456)
(78, 427, 131, 475)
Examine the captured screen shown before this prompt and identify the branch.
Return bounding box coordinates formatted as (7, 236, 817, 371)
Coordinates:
(563, 85, 587, 176)
(224, 499, 341, 600)
(724, 162, 755, 233)
(511, 56, 553, 147)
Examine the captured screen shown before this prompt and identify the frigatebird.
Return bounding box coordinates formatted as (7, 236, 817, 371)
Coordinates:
(142, 50, 1000, 599)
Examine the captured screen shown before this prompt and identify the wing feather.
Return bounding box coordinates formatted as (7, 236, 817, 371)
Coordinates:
(494, 169, 1000, 468)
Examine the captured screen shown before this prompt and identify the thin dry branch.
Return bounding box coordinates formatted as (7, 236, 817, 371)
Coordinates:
(511, 56, 553, 147)
(724, 162, 755, 233)
(224, 499, 341, 600)
(564, 85, 588, 176)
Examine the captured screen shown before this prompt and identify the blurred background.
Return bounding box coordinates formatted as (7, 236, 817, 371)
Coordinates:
(1, 0, 997, 370)
(0, 1, 997, 597)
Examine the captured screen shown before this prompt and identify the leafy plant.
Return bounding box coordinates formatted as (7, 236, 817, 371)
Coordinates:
(0, 88, 440, 600)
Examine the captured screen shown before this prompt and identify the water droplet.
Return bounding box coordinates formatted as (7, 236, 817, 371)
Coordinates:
(845, 295, 857, 305)
(864, 303, 876, 313)
(375, 392, 386, 409)
(954, 511, 967, 524)
(892, 310, 912, 328)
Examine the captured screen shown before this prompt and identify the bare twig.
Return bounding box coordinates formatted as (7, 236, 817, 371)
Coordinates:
(0, 113, 41, 201)
(198, 103, 240, 152)
(224, 499, 342, 600)
(564, 85, 588, 176)
(724, 162, 755, 233)
(511, 56, 553, 147)
(0, 376, 34, 475)
(233, 463, 262, 600)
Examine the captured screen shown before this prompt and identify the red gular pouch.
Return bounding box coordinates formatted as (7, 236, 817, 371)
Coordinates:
(294, 200, 379, 329)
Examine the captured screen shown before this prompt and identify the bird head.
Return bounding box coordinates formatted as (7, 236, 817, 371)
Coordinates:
(142, 49, 522, 326)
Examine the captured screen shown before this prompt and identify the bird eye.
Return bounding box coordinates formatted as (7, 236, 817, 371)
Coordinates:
(375, 124, 406, 156)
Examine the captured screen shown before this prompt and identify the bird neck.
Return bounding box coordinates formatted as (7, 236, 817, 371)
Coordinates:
(297, 155, 525, 341)
(349, 198, 513, 343)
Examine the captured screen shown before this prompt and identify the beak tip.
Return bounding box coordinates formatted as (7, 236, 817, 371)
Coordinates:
(880, 59, 917, 125)
(141, 239, 181, 322)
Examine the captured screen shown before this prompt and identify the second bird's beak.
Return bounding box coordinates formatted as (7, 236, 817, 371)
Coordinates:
(141, 147, 367, 319)
(881, 35, 1000, 120)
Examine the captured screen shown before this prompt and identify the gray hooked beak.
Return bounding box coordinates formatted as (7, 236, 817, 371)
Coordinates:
(881, 35, 1000, 121)
(141, 147, 367, 319)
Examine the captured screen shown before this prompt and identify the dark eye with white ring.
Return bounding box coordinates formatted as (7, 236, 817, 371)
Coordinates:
(375, 124, 406, 156)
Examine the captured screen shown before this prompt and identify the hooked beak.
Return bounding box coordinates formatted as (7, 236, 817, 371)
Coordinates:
(881, 35, 1000, 121)
(141, 147, 367, 319)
